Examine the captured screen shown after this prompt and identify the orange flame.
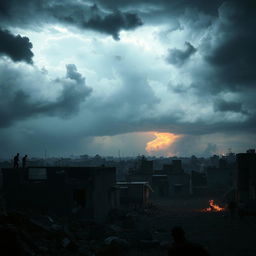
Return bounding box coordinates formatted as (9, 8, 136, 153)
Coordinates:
(145, 132, 180, 154)
(202, 200, 225, 212)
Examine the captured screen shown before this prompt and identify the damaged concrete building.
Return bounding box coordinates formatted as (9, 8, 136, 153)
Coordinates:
(164, 160, 190, 197)
(128, 157, 190, 198)
(152, 161, 190, 198)
(206, 158, 235, 194)
(236, 149, 256, 202)
(190, 171, 208, 197)
(151, 175, 169, 197)
(116, 181, 153, 207)
(126, 156, 154, 183)
(2, 166, 118, 222)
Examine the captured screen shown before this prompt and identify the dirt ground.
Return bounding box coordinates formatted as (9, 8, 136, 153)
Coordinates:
(127, 197, 256, 256)
(1, 195, 255, 256)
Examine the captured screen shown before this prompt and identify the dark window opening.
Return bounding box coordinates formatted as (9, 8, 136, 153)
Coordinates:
(174, 184, 183, 193)
(73, 189, 86, 208)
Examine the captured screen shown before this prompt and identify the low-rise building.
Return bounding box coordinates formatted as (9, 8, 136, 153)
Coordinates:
(116, 181, 153, 207)
(126, 156, 153, 183)
(164, 160, 190, 197)
(206, 159, 235, 194)
(151, 175, 169, 197)
(236, 150, 256, 202)
(190, 171, 208, 196)
(2, 166, 117, 222)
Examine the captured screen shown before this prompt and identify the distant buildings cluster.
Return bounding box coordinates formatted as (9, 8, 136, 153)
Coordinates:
(0, 149, 255, 221)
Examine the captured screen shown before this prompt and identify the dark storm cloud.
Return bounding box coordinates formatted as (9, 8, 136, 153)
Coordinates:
(0, 28, 33, 63)
(80, 69, 161, 137)
(200, 0, 256, 91)
(0, 63, 92, 128)
(172, 0, 256, 138)
(96, 0, 224, 16)
(55, 4, 143, 40)
(138, 116, 252, 136)
(94, 0, 224, 31)
(171, 137, 219, 157)
(166, 42, 196, 66)
(0, 0, 142, 40)
(1, 0, 256, 157)
(41, 64, 92, 117)
(83, 9, 143, 40)
(214, 99, 247, 114)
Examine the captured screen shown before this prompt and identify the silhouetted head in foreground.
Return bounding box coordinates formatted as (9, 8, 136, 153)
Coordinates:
(169, 226, 210, 256)
(171, 226, 186, 243)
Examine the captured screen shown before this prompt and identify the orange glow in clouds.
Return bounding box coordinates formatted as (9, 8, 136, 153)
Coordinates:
(145, 132, 180, 154)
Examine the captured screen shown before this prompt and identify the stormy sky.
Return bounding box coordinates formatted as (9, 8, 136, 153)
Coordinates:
(0, 0, 255, 158)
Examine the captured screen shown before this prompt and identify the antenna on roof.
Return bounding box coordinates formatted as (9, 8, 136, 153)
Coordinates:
(118, 149, 121, 161)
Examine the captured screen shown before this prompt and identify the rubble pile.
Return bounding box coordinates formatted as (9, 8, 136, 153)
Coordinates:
(0, 205, 169, 256)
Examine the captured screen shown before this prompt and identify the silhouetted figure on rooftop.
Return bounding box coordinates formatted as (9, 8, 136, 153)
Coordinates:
(168, 226, 210, 256)
(13, 153, 20, 168)
(22, 155, 28, 169)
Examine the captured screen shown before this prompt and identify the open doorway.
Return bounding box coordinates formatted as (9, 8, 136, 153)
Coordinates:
(73, 189, 86, 208)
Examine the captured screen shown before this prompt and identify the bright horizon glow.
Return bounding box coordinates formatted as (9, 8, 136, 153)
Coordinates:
(145, 132, 181, 155)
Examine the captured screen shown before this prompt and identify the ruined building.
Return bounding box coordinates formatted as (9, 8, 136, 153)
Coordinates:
(151, 160, 190, 198)
(116, 181, 153, 207)
(126, 155, 154, 183)
(236, 149, 256, 202)
(2, 166, 118, 222)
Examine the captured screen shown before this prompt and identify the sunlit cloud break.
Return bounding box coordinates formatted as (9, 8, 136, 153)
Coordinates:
(145, 132, 181, 154)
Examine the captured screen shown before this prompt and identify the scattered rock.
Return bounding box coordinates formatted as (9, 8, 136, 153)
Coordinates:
(104, 236, 129, 248)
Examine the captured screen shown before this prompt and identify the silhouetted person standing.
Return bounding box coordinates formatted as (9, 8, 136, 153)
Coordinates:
(13, 153, 20, 168)
(168, 226, 210, 256)
(22, 155, 28, 169)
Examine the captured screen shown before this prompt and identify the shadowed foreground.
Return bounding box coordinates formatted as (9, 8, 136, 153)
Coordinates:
(0, 198, 255, 256)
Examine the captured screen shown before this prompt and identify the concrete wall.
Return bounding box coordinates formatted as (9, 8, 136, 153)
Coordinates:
(236, 153, 256, 201)
(118, 183, 145, 205)
(168, 173, 190, 197)
(2, 166, 116, 222)
(152, 175, 169, 197)
(93, 168, 116, 222)
(2, 168, 73, 215)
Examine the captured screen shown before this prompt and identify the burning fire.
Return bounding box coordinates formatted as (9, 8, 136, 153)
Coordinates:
(202, 200, 225, 212)
(145, 132, 180, 154)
